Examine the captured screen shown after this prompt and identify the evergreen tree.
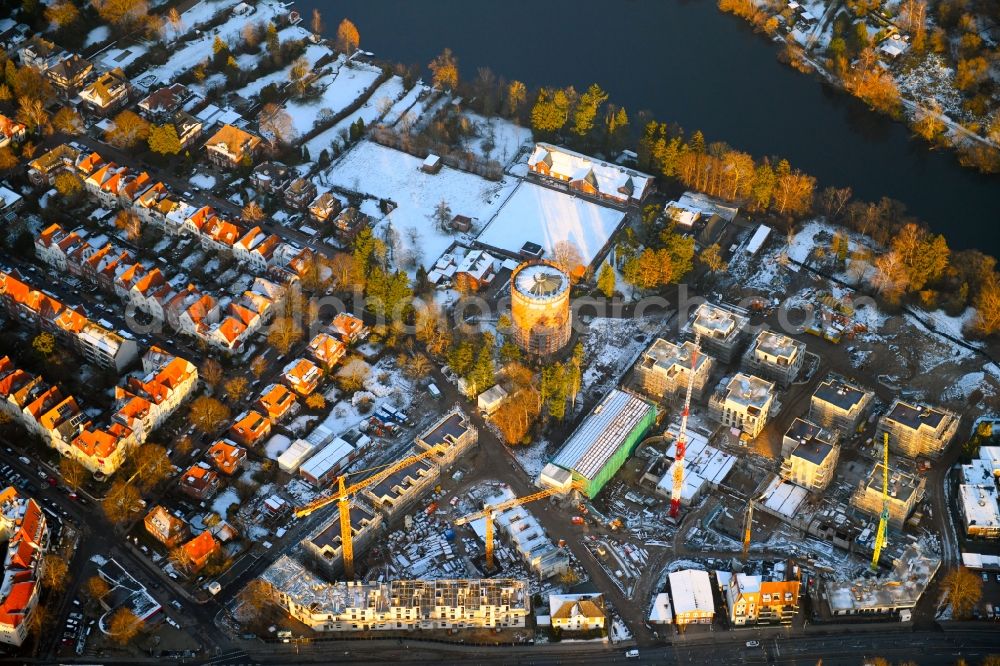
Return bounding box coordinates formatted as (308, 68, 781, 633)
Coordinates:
(597, 262, 616, 298)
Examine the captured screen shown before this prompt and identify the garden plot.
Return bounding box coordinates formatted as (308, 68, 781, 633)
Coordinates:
(383, 83, 430, 126)
(324, 141, 518, 272)
(236, 37, 329, 99)
(285, 59, 383, 137)
(303, 75, 407, 157)
(460, 112, 533, 167)
(140, 0, 289, 85)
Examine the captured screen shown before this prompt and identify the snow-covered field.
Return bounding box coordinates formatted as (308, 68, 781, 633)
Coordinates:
(324, 141, 518, 271)
(383, 83, 430, 127)
(477, 181, 625, 271)
(236, 39, 329, 99)
(84, 25, 109, 47)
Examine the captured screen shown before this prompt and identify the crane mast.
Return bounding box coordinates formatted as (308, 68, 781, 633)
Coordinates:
(742, 500, 754, 559)
(670, 333, 701, 518)
(871, 432, 890, 570)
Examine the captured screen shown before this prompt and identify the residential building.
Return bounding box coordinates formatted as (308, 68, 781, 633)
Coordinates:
(46, 54, 93, 98)
(282, 358, 322, 396)
(363, 457, 437, 517)
(0, 114, 26, 147)
(0, 487, 48, 647)
(851, 458, 926, 529)
(723, 567, 800, 626)
(27, 144, 80, 186)
(668, 569, 715, 625)
(179, 531, 219, 573)
(809, 376, 874, 435)
(548, 593, 606, 631)
(138, 83, 194, 121)
(635, 338, 714, 402)
(204, 123, 261, 168)
(876, 400, 960, 459)
(527, 142, 654, 207)
(415, 409, 479, 469)
(454, 249, 498, 292)
(284, 177, 317, 210)
(262, 555, 530, 631)
(780, 418, 840, 492)
(256, 383, 298, 422)
(207, 439, 246, 475)
(307, 332, 346, 371)
(229, 409, 271, 448)
(741, 330, 806, 388)
(330, 312, 368, 343)
(708, 374, 775, 440)
(958, 484, 1000, 539)
(172, 111, 203, 149)
(17, 36, 63, 71)
(143, 506, 189, 547)
(308, 190, 341, 222)
(682, 302, 750, 363)
(251, 161, 290, 194)
(79, 67, 129, 115)
(331, 207, 368, 242)
(824, 543, 939, 617)
(302, 501, 382, 577)
(178, 464, 220, 501)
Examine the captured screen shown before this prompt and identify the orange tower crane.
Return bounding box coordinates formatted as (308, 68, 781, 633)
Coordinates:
(670, 333, 701, 518)
(742, 500, 754, 559)
(454, 484, 579, 570)
(294, 444, 446, 578)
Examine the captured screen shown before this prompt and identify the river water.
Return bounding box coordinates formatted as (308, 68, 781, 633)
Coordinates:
(299, 0, 1000, 256)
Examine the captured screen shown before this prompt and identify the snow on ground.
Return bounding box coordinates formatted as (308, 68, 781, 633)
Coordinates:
(285, 58, 383, 137)
(460, 112, 533, 167)
(324, 141, 517, 272)
(140, 0, 287, 85)
(211, 487, 240, 516)
(906, 307, 980, 345)
(509, 439, 550, 479)
(391, 89, 440, 130)
(84, 25, 110, 47)
(896, 54, 965, 119)
(383, 83, 430, 126)
(236, 40, 331, 99)
(176, 0, 244, 36)
(477, 181, 625, 272)
(304, 75, 406, 157)
(96, 45, 147, 72)
(264, 433, 291, 460)
(189, 172, 217, 190)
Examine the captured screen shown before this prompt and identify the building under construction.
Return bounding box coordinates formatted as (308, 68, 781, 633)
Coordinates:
(851, 458, 926, 529)
(261, 555, 530, 632)
(539, 388, 656, 498)
(301, 500, 383, 577)
(510, 261, 572, 357)
(634, 338, 715, 402)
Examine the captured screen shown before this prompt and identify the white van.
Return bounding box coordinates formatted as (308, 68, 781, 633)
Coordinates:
(428, 383, 442, 399)
(626, 649, 640, 659)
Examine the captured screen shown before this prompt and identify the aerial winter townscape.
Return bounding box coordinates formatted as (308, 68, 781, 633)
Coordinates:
(0, 1, 999, 665)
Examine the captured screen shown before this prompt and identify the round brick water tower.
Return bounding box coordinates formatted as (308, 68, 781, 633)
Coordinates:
(510, 261, 572, 357)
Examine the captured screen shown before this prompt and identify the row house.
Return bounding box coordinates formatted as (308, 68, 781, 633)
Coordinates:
(200, 216, 243, 253)
(79, 68, 129, 116)
(46, 54, 93, 99)
(84, 162, 131, 209)
(0, 270, 138, 373)
(0, 488, 48, 647)
(234, 227, 282, 273)
(0, 114, 26, 148)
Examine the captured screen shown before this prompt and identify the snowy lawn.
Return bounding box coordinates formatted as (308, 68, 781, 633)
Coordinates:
(85, 25, 110, 47)
(189, 172, 217, 190)
(211, 487, 240, 516)
(286, 59, 384, 137)
(237, 40, 330, 99)
(324, 141, 518, 271)
(304, 75, 406, 157)
(460, 112, 533, 167)
(477, 181, 625, 272)
(383, 83, 430, 126)
(264, 433, 292, 460)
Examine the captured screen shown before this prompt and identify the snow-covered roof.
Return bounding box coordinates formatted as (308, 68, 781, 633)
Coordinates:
(668, 569, 714, 616)
(959, 484, 1000, 530)
(528, 142, 652, 203)
(745, 224, 772, 256)
(278, 438, 316, 473)
(760, 476, 809, 518)
(300, 437, 354, 481)
(649, 592, 673, 623)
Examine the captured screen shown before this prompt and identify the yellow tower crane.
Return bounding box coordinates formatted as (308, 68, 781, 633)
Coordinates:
(454, 484, 580, 571)
(871, 432, 890, 571)
(294, 444, 447, 578)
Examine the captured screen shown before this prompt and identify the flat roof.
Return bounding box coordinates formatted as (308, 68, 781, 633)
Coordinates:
(550, 389, 653, 480)
(720, 373, 774, 411)
(884, 400, 950, 432)
(307, 501, 376, 550)
(640, 338, 710, 375)
(668, 569, 714, 616)
(813, 377, 871, 412)
(418, 411, 471, 448)
(959, 485, 1000, 528)
(300, 437, 353, 480)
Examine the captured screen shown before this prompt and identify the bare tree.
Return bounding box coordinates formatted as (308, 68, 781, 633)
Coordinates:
(258, 103, 295, 148)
